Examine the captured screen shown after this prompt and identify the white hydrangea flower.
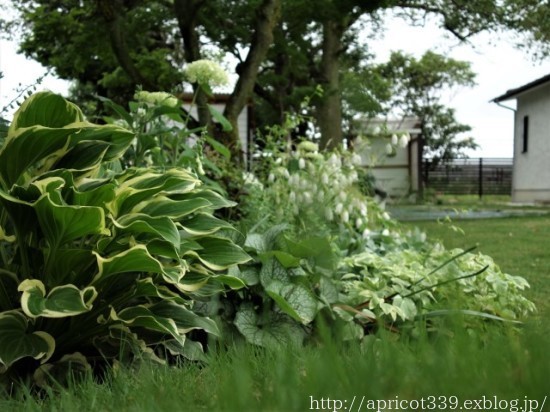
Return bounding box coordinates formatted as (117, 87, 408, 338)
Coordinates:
(298, 158, 306, 169)
(362, 228, 371, 239)
(382, 229, 390, 236)
(185, 59, 229, 87)
(355, 218, 363, 228)
(325, 208, 334, 221)
(382, 212, 390, 220)
(391, 134, 398, 145)
(335, 203, 344, 214)
(321, 173, 329, 185)
(339, 191, 347, 202)
(268, 173, 275, 183)
(135, 91, 179, 108)
(351, 153, 362, 166)
(385, 143, 393, 155)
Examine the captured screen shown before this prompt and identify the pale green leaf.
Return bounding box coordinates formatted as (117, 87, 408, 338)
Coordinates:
(234, 303, 305, 349)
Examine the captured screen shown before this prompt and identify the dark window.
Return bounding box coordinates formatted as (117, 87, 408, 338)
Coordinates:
(521, 116, 529, 153)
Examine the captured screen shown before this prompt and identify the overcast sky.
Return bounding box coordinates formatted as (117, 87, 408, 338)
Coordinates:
(1, 13, 549, 158)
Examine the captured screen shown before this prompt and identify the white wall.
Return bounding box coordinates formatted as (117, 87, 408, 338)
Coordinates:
(512, 82, 550, 203)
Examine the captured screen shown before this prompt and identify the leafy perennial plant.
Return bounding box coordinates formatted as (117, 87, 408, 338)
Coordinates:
(0, 92, 249, 387)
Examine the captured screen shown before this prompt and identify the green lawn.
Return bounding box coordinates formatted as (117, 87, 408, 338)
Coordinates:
(401, 215, 550, 317)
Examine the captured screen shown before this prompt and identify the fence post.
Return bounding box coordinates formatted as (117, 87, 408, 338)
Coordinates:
(479, 157, 483, 199)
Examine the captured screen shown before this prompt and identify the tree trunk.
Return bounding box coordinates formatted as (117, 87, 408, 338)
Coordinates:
(96, 0, 155, 90)
(317, 19, 345, 151)
(223, 0, 282, 161)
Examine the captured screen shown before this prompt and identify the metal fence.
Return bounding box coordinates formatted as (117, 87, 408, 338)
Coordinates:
(423, 158, 513, 197)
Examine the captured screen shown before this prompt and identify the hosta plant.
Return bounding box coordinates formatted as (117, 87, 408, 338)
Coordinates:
(0, 92, 249, 388)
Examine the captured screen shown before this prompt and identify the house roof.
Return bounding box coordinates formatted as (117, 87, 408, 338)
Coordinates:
(492, 73, 550, 102)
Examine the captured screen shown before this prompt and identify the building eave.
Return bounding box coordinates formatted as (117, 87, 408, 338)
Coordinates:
(492, 73, 550, 103)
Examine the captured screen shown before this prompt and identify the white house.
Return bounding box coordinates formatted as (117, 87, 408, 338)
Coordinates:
(493, 74, 550, 203)
(353, 117, 422, 199)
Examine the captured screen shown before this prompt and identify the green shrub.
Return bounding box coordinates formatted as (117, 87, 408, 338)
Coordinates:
(0, 92, 249, 388)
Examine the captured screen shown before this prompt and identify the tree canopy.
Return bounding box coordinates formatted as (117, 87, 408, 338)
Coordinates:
(2, 0, 549, 159)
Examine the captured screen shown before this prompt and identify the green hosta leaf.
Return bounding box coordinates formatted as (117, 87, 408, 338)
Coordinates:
(71, 181, 116, 207)
(8, 91, 84, 131)
(112, 214, 180, 248)
(19, 279, 97, 318)
(0, 311, 55, 372)
(134, 278, 186, 304)
(179, 213, 234, 236)
(34, 193, 110, 247)
(93, 245, 183, 284)
(42, 248, 97, 286)
(0, 187, 38, 239)
(111, 169, 200, 215)
(0, 224, 15, 242)
(179, 189, 236, 209)
(109, 306, 184, 347)
(54, 140, 110, 172)
(135, 196, 212, 219)
(266, 283, 318, 325)
(234, 303, 305, 349)
(189, 237, 251, 271)
(212, 274, 247, 290)
(149, 301, 220, 336)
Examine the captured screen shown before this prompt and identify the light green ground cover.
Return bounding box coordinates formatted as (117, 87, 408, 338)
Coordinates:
(401, 215, 550, 317)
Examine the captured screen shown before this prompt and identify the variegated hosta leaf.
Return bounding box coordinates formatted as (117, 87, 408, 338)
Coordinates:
(108, 306, 185, 347)
(8, 91, 84, 131)
(109, 169, 200, 216)
(0, 91, 133, 187)
(0, 224, 15, 242)
(112, 213, 180, 248)
(93, 245, 185, 285)
(33, 352, 91, 389)
(149, 301, 220, 336)
(19, 279, 98, 318)
(0, 311, 55, 372)
(177, 189, 237, 210)
(179, 213, 235, 236)
(134, 196, 212, 219)
(185, 237, 251, 271)
(134, 278, 187, 304)
(33, 192, 110, 247)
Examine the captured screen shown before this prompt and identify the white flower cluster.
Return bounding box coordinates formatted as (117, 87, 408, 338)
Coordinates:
(267, 143, 370, 237)
(185, 59, 229, 88)
(134, 91, 179, 108)
(385, 132, 410, 156)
